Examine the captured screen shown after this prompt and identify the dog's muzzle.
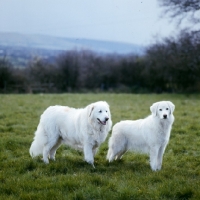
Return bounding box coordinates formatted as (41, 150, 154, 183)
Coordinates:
(97, 117, 109, 125)
(163, 114, 167, 119)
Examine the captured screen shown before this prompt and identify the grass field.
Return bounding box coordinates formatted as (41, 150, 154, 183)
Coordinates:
(0, 93, 200, 200)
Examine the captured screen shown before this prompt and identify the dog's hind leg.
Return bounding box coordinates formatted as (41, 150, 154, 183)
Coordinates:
(107, 135, 127, 162)
(49, 137, 62, 161)
(115, 149, 127, 160)
(43, 138, 60, 164)
(106, 148, 115, 162)
(43, 146, 51, 164)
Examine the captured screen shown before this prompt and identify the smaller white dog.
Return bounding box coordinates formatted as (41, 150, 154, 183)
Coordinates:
(30, 101, 112, 167)
(107, 101, 175, 171)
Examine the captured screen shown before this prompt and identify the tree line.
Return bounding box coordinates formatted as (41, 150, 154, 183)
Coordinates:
(1, 0, 199, 93)
(0, 31, 200, 93)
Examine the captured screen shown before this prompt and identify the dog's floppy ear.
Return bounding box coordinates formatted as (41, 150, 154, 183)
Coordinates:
(88, 104, 95, 117)
(104, 101, 110, 113)
(167, 101, 175, 114)
(150, 102, 158, 117)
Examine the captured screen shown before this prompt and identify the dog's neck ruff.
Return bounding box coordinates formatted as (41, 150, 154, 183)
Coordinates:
(88, 120, 106, 134)
(155, 115, 174, 131)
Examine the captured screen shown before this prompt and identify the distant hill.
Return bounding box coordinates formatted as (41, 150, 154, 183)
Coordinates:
(0, 32, 145, 67)
(0, 32, 145, 55)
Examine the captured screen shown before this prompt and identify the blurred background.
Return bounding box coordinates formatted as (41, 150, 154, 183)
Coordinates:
(0, 0, 199, 93)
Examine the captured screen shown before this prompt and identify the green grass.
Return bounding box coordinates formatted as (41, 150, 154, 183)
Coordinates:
(0, 93, 200, 200)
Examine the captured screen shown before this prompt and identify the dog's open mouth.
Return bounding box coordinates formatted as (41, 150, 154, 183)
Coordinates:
(97, 118, 107, 125)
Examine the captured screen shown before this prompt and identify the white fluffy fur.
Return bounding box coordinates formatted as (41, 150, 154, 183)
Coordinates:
(30, 101, 112, 167)
(107, 101, 175, 171)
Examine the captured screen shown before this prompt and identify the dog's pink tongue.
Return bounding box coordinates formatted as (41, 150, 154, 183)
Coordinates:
(100, 120, 106, 125)
(98, 118, 107, 125)
(102, 121, 106, 125)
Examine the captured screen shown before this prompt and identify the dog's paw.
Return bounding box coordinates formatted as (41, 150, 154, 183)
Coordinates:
(151, 165, 162, 171)
(42, 158, 49, 164)
(156, 164, 162, 171)
(49, 156, 56, 161)
(85, 159, 94, 167)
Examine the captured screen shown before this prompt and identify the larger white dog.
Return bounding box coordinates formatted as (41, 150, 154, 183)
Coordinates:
(30, 101, 112, 167)
(107, 101, 175, 171)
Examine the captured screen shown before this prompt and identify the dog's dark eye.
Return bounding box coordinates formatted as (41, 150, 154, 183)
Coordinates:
(166, 108, 169, 110)
(159, 109, 162, 111)
(99, 110, 102, 113)
(106, 110, 108, 113)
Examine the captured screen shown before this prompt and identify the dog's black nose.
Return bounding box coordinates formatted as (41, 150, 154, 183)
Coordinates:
(163, 114, 167, 119)
(105, 117, 109, 121)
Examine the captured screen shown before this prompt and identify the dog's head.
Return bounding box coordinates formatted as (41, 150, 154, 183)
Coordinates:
(88, 101, 112, 129)
(150, 101, 175, 119)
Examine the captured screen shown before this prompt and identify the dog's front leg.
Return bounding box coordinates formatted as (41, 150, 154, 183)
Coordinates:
(84, 143, 95, 168)
(150, 146, 159, 171)
(157, 142, 168, 170)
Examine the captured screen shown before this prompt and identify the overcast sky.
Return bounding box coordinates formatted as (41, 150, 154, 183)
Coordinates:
(0, 0, 181, 45)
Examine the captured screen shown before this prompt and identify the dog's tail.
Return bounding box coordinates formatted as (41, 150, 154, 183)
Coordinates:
(29, 140, 43, 157)
(29, 124, 46, 157)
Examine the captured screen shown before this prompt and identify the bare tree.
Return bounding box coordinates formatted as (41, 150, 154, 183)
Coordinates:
(159, 0, 200, 25)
